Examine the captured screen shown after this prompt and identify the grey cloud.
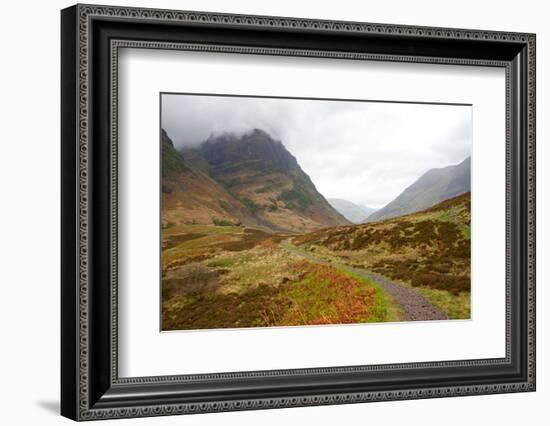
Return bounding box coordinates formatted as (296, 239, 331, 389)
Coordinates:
(161, 94, 472, 207)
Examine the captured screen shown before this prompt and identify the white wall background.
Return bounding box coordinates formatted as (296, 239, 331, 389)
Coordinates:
(0, 0, 546, 424)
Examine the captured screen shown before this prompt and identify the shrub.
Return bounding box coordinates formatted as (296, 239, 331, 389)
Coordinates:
(212, 218, 235, 226)
(278, 187, 311, 212)
(241, 197, 258, 214)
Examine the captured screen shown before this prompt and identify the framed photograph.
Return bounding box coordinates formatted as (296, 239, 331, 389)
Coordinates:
(61, 4, 536, 421)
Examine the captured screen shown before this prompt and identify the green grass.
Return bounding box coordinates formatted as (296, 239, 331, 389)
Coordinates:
(366, 273, 470, 320)
(283, 242, 405, 323)
(268, 261, 397, 326)
(289, 239, 468, 320)
(162, 243, 399, 330)
(437, 211, 450, 221)
(278, 186, 312, 212)
(275, 274, 338, 323)
(416, 287, 471, 319)
(342, 269, 405, 323)
(223, 250, 293, 292)
(206, 256, 240, 268)
(363, 266, 469, 320)
(162, 224, 449, 331)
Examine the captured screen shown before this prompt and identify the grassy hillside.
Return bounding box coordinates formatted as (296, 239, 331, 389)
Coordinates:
(293, 192, 471, 318)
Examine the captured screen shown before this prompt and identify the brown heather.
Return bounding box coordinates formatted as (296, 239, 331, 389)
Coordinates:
(294, 192, 471, 295)
(161, 193, 471, 329)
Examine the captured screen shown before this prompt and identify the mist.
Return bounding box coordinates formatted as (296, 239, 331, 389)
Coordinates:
(161, 93, 472, 207)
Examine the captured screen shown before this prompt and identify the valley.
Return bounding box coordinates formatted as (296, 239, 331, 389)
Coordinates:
(162, 223, 403, 330)
(160, 127, 471, 330)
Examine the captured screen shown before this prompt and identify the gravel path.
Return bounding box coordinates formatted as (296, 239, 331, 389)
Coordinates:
(281, 240, 449, 322)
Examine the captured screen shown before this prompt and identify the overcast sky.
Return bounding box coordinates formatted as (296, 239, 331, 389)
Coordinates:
(161, 94, 471, 208)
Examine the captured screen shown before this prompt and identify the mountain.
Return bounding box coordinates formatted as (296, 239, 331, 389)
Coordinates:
(327, 198, 376, 224)
(161, 129, 266, 229)
(180, 129, 350, 233)
(367, 157, 470, 222)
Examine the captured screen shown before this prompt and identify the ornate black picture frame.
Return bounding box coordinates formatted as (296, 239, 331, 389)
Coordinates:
(61, 4, 536, 421)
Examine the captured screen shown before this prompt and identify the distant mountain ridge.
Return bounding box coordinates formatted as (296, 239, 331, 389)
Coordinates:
(367, 157, 471, 222)
(327, 198, 376, 224)
(167, 128, 350, 232)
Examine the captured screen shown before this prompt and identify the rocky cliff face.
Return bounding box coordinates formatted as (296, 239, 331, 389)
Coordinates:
(200, 129, 300, 173)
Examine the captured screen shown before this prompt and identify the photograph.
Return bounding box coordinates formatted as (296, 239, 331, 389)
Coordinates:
(160, 93, 472, 331)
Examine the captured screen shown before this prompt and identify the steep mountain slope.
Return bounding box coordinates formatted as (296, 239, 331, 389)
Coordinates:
(368, 157, 470, 222)
(161, 129, 265, 228)
(181, 129, 350, 233)
(327, 198, 376, 224)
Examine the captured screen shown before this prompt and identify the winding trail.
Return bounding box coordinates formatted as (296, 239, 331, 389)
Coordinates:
(280, 240, 448, 322)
